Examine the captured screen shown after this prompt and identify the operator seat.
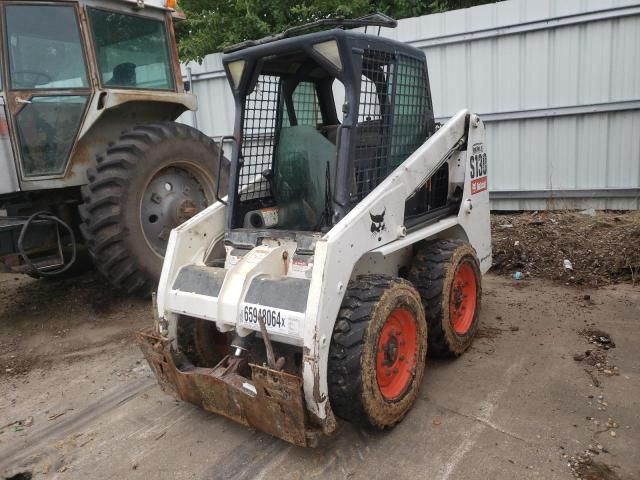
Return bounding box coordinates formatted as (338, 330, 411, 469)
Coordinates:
(106, 62, 137, 87)
(274, 125, 337, 230)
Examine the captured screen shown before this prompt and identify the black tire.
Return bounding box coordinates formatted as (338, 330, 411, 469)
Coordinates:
(408, 239, 482, 357)
(79, 122, 228, 295)
(328, 275, 427, 429)
(177, 315, 229, 368)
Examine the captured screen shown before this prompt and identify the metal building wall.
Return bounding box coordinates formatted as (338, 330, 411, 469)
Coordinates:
(179, 0, 640, 210)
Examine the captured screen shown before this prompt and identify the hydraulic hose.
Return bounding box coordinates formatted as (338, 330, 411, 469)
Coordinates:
(17, 211, 77, 278)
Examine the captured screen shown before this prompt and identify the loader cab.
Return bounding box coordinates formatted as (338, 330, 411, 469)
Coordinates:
(223, 27, 437, 235)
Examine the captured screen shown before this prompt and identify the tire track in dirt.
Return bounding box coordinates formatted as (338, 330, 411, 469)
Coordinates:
(0, 379, 155, 474)
(205, 432, 287, 480)
(436, 359, 523, 480)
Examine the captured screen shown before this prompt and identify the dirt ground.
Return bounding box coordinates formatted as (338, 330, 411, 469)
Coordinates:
(491, 211, 640, 286)
(0, 269, 638, 480)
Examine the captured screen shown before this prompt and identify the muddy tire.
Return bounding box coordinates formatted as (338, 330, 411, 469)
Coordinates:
(408, 239, 481, 357)
(79, 122, 228, 295)
(328, 275, 427, 429)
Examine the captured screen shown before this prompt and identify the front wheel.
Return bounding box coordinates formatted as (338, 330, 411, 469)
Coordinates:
(328, 275, 427, 429)
(79, 122, 228, 295)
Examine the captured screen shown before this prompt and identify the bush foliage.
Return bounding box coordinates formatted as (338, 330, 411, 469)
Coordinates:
(177, 0, 502, 61)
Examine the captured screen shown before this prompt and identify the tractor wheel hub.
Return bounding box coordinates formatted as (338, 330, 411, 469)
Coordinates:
(141, 166, 209, 255)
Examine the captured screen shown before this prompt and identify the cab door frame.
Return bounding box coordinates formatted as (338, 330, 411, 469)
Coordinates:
(0, 0, 94, 184)
(0, 93, 20, 195)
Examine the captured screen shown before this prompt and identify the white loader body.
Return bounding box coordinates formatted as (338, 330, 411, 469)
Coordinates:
(154, 109, 491, 430)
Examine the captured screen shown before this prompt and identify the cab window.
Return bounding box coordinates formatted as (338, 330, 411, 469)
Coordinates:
(15, 96, 87, 176)
(88, 8, 175, 90)
(5, 4, 88, 89)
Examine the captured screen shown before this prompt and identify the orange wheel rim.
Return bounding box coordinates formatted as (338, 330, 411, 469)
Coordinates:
(376, 308, 418, 400)
(450, 262, 477, 334)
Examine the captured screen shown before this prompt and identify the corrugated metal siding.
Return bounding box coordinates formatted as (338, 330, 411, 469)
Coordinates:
(179, 0, 640, 210)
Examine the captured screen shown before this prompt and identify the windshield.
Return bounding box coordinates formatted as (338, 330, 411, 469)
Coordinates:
(88, 8, 175, 90)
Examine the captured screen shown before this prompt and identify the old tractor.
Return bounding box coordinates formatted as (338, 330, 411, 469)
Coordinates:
(0, 0, 227, 293)
(138, 14, 492, 446)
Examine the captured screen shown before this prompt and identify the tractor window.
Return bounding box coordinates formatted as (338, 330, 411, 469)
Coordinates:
(15, 96, 88, 176)
(5, 5, 88, 89)
(88, 8, 175, 90)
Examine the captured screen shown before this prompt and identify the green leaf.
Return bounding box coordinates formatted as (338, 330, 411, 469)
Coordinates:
(177, 0, 504, 62)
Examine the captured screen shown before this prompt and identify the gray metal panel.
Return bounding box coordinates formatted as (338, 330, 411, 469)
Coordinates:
(245, 275, 310, 313)
(173, 265, 227, 296)
(179, 0, 640, 210)
(0, 97, 20, 195)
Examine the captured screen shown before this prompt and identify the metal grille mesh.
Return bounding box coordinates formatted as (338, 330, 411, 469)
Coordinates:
(238, 53, 429, 207)
(353, 50, 393, 202)
(352, 50, 429, 202)
(284, 81, 321, 126)
(389, 55, 430, 169)
(239, 75, 280, 201)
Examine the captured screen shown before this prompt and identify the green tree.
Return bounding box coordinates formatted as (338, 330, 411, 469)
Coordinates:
(177, 0, 502, 62)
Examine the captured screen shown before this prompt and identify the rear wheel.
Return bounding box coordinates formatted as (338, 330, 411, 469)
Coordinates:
(328, 275, 427, 429)
(408, 239, 481, 357)
(79, 122, 228, 295)
(177, 315, 229, 367)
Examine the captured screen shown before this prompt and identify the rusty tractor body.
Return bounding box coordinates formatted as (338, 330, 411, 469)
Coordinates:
(0, 0, 226, 292)
(139, 14, 492, 446)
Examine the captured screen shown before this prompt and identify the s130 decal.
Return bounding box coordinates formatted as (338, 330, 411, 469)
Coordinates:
(470, 143, 488, 195)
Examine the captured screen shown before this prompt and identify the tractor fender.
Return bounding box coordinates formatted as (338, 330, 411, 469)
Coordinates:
(59, 91, 198, 189)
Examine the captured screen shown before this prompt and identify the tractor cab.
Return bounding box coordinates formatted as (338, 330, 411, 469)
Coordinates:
(0, 1, 225, 291)
(221, 15, 442, 239)
(0, 0, 183, 185)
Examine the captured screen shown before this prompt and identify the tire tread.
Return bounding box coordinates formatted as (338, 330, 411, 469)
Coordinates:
(408, 239, 479, 357)
(79, 121, 220, 294)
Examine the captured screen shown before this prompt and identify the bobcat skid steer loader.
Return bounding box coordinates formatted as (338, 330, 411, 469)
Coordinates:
(138, 14, 492, 447)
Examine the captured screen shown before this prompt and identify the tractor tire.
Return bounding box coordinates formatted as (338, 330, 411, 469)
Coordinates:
(408, 239, 482, 357)
(328, 275, 427, 429)
(79, 122, 228, 295)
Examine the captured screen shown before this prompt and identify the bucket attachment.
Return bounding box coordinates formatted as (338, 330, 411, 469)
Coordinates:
(136, 331, 321, 447)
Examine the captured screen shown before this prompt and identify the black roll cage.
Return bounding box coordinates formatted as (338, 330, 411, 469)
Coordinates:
(222, 28, 435, 232)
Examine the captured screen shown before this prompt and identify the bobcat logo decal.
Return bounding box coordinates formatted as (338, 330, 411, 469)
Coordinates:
(370, 208, 386, 241)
